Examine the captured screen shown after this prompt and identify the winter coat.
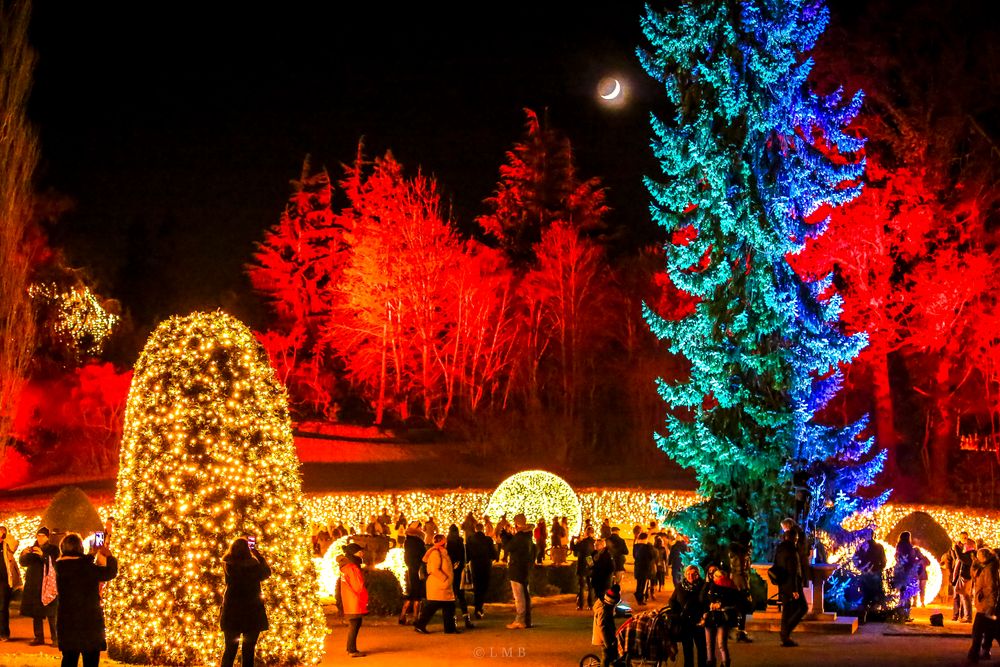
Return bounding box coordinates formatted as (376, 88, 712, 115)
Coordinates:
(338, 555, 369, 616)
(2, 532, 22, 589)
(669, 577, 705, 630)
(506, 530, 535, 584)
(550, 522, 565, 548)
(404, 533, 427, 599)
(774, 539, 803, 597)
(54, 554, 118, 652)
(423, 545, 455, 601)
(590, 548, 614, 595)
(729, 548, 752, 591)
(633, 542, 654, 579)
(466, 532, 497, 566)
(973, 556, 999, 616)
(219, 553, 272, 634)
(19, 542, 60, 617)
(572, 536, 595, 576)
(446, 534, 466, 569)
(606, 534, 629, 571)
(592, 599, 617, 647)
(700, 579, 742, 628)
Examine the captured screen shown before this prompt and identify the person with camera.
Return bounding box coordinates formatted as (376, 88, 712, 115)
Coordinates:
(19, 526, 60, 646)
(219, 536, 272, 667)
(53, 532, 118, 667)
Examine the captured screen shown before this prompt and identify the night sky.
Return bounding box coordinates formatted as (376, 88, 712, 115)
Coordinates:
(23, 2, 998, 359)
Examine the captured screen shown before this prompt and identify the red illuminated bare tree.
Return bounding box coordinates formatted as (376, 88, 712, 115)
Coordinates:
(0, 0, 39, 472)
(326, 151, 519, 427)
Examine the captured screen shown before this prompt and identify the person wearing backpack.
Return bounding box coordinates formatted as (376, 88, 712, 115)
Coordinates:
(19, 526, 60, 646)
(773, 529, 807, 647)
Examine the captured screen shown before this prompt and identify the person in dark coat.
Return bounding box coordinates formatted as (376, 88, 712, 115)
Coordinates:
(219, 537, 272, 667)
(669, 535, 690, 588)
(700, 567, 741, 667)
(446, 524, 474, 629)
(571, 527, 597, 610)
(590, 539, 615, 599)
(504, 514, 535, 629)
(633, 532, 654, 606)
(53, 533, 118, 667)
(606, 527, 629, 586)
(19, 526, 60, 645)
(466, 523, 497, 619)
(669, 564, 707, 667)
(774, 528, 806, 647)
(399, 522, 426, 625)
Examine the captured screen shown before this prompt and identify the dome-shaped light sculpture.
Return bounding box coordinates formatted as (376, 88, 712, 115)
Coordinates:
(485, 470, 583, 538)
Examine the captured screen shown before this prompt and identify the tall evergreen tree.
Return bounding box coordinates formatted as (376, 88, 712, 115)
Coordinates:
(639, 0, 886, 561)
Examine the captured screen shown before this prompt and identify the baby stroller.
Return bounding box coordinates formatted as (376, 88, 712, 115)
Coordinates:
(580, 607, 679, 667)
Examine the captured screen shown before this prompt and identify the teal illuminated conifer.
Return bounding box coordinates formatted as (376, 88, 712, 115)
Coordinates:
(639, 0, 887, 562)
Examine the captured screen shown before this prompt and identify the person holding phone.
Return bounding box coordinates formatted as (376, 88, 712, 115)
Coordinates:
(54, 532, 118, 667)
(220, 537, 271, 667)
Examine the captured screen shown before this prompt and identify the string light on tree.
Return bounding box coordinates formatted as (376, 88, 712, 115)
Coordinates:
(29, 282, 119, 356)
(103, 311, 326, 666)
(485, 470, 583, 537)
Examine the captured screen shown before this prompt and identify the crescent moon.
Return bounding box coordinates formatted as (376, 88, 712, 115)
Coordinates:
(600, 79, 622, 100)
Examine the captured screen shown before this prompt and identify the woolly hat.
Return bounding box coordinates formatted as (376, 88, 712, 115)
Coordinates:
(36, 526, 50, 537)
(343, 543, 364, 558)
(602, 584, 621, 605)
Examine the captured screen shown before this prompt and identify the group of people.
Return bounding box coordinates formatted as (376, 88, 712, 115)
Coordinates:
(0, 523, 118, 667)
(333, 512, 541, 658)
(940, 531, 1000, 663)
(591, 517, 810, 667)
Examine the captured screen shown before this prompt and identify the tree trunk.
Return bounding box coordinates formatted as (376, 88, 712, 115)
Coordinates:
(870, 351, 899, 479)
(928, 355, 954, 501)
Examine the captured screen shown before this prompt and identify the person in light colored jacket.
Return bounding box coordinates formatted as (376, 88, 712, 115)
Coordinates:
(413, 535, 459, 635)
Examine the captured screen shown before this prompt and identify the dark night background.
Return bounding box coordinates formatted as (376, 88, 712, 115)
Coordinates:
(24, 2, 999, 361)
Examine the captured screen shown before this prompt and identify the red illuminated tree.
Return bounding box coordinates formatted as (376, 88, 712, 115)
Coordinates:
(326, 151, 518, 427)
(0, 0, 38, 473)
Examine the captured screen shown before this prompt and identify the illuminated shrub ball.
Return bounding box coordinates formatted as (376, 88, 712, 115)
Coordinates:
(104, 311, 326, 666)
(486, 470, 583, 538)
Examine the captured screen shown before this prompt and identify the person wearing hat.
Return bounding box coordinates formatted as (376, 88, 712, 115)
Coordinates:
(592, 584, 621, 667)
(399, 521, 426, 626)
(413, 534, 459, 635)
(19, 526, 60, 646)
(504, 513, 536, 629)
(337, 543, 369, 658)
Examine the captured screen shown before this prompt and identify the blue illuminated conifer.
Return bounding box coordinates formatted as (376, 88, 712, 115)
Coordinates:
(639, 0, 887, 561)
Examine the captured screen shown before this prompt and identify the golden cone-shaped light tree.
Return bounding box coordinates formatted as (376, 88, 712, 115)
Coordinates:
(105, 311, 326, 665)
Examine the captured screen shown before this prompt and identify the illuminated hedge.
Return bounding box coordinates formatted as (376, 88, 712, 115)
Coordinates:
(485, 470, 582, 537)
(104, 311, 326, 665)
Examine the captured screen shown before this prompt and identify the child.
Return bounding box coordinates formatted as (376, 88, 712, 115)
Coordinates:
(593, 584, 621, 667)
